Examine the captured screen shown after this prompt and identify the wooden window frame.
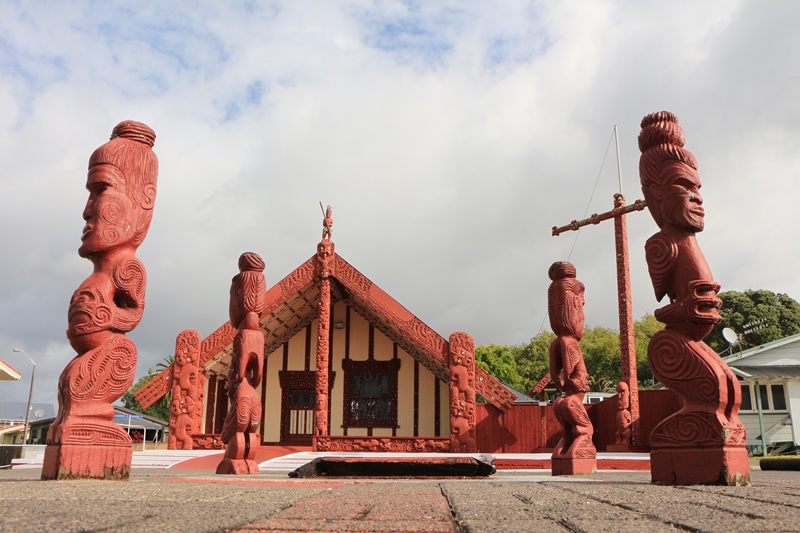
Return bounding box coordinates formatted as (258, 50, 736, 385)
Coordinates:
(341, 358, 401, 429)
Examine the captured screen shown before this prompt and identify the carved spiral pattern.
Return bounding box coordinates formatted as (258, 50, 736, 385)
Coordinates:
(113, 258, 146, 300)
(67, 286, 114, 337)
(644, 233, 677, 298)
(648, 330, 720, 405)
(69, 335, 137, 402)
(650, 411, 721, 447)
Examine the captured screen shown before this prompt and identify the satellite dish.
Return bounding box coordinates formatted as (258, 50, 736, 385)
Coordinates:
(34, 409, 45, 419)
(722, 328, 739, 347)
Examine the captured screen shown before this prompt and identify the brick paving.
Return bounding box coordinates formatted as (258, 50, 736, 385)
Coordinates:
(2, 463, 800, 532)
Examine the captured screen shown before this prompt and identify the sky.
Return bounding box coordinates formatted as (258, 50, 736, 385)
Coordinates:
(1, 0, 799, 408)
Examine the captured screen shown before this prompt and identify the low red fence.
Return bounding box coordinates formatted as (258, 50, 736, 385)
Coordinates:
(475, 389, 680, 453)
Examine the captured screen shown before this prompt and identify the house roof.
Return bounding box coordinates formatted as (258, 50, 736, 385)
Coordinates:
(135, 250, 516, 412)
(0, 358, 21, 380)
(723, 331, 800, 365)
(729, 365, 800, 379)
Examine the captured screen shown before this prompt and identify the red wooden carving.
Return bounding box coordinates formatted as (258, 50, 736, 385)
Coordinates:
(169, 330, 202, 450)
(547, 261, 596, 475)
(449, 332, 477, 453)
(42, 121, 158, 481)
(314, 436, 450, 452)
(639, 111, 748, 485)
(610, 381, 632, 450)
(216, 253, 266, 475)
(314, 233, 334, 441)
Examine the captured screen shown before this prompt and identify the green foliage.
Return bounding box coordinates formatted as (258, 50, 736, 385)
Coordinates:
(120, 363, 172, 422)
(634, 313, 663, 386)
(579, 326, 621, 392)
(476, 313, 663, 393)
(475, 344, 528, 392)
(706, 290, 800, 353)
(513, 330, 554, 391)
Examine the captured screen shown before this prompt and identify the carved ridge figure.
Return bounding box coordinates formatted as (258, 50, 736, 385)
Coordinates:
(216, 252, 266, 475)
(639, 111, 748, 485)
(547, 261, 596, 475)
(42, 121, 158, 480)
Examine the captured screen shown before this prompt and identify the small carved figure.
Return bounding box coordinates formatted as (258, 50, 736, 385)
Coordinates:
(614, 381, 632, 446)
(320, 202, 333, 240)
(43, 121, 158, 480)
(639, 111, 748, 485)
(169, 386, 195, 450)
(547, 261, 596, 475)
(216, 252, 266, 475)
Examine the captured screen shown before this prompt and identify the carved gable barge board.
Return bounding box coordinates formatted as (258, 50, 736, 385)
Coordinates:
(134, 257, 317, 409)
(331, 255, 514, 412)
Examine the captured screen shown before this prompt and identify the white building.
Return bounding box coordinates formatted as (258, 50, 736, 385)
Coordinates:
(723, 333, 800, 455)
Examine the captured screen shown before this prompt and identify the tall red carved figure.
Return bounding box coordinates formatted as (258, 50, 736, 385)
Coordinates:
(42, 121, 158, 480)
(639, 111, 748, 485)
(216, 252, 266, 475)
(547, 261, 596, 475)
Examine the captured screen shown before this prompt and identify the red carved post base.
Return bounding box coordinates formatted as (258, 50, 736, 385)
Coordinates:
(216, 253, 266, 475)
(547, 262, 596, 476)
(651, 446, 750, 486)
(449, 332, 477, 453)
(639, 112, 748, 485)
(43, 121, 158, 480)
(42, 444, 131, 480)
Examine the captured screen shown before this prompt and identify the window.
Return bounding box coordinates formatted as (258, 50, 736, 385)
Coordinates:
(342, 358, 400, 428)
(740, 384, 752, 411)
(771, 384, 787, 411)
(739, 381, 788, 412)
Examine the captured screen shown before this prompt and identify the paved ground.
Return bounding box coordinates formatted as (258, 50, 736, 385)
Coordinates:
(2, 462, 799, 532)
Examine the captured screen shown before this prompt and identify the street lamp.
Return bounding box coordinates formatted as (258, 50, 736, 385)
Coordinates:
(12, 349, 36, 445)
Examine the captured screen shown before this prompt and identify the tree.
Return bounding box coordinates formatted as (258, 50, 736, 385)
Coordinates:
(579, 326, 622, 392)
(513, 331, 554, 392)
(475, 344, 527, 392)
(634, 313, 662, 386)
(120, 354, 176, 422)
(706, 290, 800, 353)
(476, 313, 664, 394)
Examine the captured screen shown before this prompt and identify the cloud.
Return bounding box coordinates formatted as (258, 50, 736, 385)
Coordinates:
(1, 0, 799, 405)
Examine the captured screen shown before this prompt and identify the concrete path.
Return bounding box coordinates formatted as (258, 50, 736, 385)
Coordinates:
(2, 463, 799, 532)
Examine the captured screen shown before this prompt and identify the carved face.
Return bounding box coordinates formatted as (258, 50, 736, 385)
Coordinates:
(79, 164, 137, 258)
(659, 161, 704, 232)
(317, 241, 333, 259)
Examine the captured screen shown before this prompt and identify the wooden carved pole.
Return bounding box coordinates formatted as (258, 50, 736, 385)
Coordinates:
(552, 195, 645, 446)
(639, 111, 748, 485)
(448, 332, 477, 453)
(547, 261, 596, 475)
(169, 330, 201, 450)
(216, 253, 266, 475)
(42, 121, 158, 481)
(313, 206, 335, 446)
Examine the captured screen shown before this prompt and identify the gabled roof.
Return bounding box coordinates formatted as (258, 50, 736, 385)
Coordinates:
(722, 331, 800, 366)
(136, 251, 515, 411)
(0, 358, 21, 381)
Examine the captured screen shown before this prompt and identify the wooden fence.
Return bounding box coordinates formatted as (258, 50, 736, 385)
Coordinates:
(475, 389, 680, 453)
